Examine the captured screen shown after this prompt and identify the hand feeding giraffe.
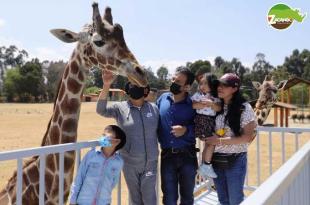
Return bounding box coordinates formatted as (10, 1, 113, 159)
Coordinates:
(252, 75, 287, 125)
(0, 2, 147, 205)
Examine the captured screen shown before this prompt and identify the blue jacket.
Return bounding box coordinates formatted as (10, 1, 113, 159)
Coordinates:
(157, 92, 196, 149)
(70, 149, 123, 205)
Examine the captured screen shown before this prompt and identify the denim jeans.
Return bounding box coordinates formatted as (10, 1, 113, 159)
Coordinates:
(160, 150, 198, 205)
(213, 152, 247, 205)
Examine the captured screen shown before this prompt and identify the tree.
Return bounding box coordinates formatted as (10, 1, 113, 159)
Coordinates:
(214, 56, 225, 70)
(0, 45, 28, 93)
(18, 58, 46, 102)
(252, 53, 274, 82)
(271, 65, 290, 83)
(188, 60, 211, 76)
(157, 66, 169, 81)
(144, 67, 160, 89)
(155, 66, 169, 89)
(3, 67, 21, 102)
(45, 60, 66, 101)
(231, 58, 247, 82)
(283, 49, 305, 78)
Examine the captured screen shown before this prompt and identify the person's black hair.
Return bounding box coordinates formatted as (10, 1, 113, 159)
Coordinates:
(104, 125, 126, 151)
(176, 66, 195, 85)
(201, 73, 218, 98)
(218, 90, 247, 137)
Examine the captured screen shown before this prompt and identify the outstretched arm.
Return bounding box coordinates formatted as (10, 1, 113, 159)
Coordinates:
(96, 70, 119, 118)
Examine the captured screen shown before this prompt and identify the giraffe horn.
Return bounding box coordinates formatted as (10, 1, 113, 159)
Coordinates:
(92, 2, 106, 37)
(103, 7, 113, 25)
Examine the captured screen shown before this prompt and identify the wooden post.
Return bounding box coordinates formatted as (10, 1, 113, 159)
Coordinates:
(287, 89, 291, 104)
(287, 89, 291, 116)
(308, 86, 310, 107)
(281, 90, 284, 102)
(280, 108, 284, 127)
(285, 108, 289, 127)
(274, 107, 278, 127)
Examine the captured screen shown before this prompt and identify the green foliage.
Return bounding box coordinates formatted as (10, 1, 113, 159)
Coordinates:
(89, 67, 103, 88)
(252, 53, 274, 82)
(3, 67, 21, 101)
(157, 66, 169, 81)
(2, 44, 310, 104)
(289, 84, 309, 105)
(19, 59, 46, 102)
(187, 60, 211, 77)
(0, 45, 28, 92)
(45, 60, 66, 101)
(84, 86, 101, 94)
(3, 58, 46, 102)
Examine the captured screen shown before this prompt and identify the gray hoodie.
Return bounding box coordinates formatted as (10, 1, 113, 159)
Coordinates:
(96, 99, 159, 166)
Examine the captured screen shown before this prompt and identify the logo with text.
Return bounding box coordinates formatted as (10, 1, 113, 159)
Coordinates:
(267, 3, 306, 30)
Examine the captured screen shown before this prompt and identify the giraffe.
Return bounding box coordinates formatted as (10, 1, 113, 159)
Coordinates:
(252, 75, 287, 125)
(0, 2, 147, 205)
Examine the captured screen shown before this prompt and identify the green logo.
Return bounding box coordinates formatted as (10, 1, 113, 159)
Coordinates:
(267, 3, 307, 30)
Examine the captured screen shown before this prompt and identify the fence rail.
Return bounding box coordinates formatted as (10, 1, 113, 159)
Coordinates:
(241, 141, 310, 205)
(0, 127, 309, 205)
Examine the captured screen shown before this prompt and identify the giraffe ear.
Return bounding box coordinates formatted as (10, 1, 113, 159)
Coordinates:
(50, 29, 79, 43)
(252, 81, 261, 90)
(277, 80, 287, 90)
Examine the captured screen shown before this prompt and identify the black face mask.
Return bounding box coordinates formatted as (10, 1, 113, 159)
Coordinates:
(128, 85, 145, 99)
(170, 82, 182, 95)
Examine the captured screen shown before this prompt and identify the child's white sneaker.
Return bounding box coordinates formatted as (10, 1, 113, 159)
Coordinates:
(198, 163, 217, 179)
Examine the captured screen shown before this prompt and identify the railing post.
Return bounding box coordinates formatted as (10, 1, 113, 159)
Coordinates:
(268, 131, 273, 175)
(59, 152, 64, 205)
(16, 158, 23, 205)
(117, 174, 121, 205)
(75, 148, 81, 168)
(256, 132, 261, 185)
(295, 132, 299, 152)
(39, 154, 46, 205)
(281, 132, 285, 163)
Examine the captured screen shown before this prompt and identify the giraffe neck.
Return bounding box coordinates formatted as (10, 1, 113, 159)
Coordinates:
(43, 50, 86, 146)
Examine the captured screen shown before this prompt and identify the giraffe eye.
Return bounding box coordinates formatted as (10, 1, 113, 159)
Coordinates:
(94, 40, 105, 47)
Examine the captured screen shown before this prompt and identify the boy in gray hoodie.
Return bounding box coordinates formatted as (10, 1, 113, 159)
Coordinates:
(96, 70, 159, 205)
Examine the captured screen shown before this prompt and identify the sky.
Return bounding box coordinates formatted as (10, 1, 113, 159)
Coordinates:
(0, 0, 309, 74)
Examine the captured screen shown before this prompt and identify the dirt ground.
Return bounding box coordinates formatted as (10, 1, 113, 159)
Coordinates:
(0, 102, 309, 204)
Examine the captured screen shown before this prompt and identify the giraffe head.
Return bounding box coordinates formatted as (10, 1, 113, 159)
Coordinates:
(50, 2, 147, 87)
(252, 75, 287, 124)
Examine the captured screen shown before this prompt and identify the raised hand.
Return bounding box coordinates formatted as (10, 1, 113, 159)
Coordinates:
(102, 69, 117, 86)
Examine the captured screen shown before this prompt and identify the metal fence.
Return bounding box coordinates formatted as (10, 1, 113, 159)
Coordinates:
(0, 126, 309, 205)
(241, 141, 310, 205)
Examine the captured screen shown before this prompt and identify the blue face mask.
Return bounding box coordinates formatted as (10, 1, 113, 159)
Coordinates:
(99, 136, 112, 147)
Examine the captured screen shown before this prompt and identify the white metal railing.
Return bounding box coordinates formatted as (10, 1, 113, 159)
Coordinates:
(0, 141, 100, 205)
(0, 127, 309, 205)
(241, 141, 310, 205)
(242, 126, 310, 191)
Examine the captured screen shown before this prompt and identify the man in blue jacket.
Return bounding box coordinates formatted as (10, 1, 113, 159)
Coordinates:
(157, 67, 197, 205)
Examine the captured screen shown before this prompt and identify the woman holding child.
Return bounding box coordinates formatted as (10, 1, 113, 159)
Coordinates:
(204, 73, 257, 205)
